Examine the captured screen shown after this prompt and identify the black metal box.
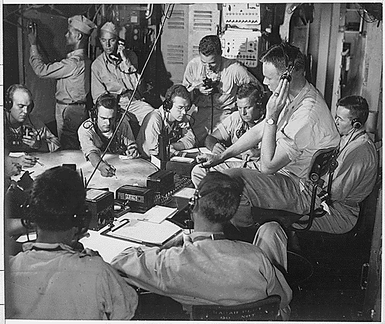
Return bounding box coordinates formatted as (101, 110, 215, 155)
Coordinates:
(116, 185, 155, 213)
(147, 169, 175, 195)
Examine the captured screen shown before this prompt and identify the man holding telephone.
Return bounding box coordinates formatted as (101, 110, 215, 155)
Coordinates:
(197, 42, 340, 229)
(91, 22, 154, 126)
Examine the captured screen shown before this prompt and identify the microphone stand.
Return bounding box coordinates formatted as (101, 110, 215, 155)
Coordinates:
(210, 93, 214, 134)
(85, 4, 175, 188)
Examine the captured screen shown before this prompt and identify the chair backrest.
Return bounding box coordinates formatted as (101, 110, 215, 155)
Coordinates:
(307, 147, 338, 183)
(293, 147, 338, 232)
(191, 295, 281, 321)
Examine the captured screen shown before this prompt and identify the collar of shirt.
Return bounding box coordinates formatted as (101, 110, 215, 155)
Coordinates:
(23, 242, 76, 253)
(184, 231, 226, 243)
(67, 48, 86, 59)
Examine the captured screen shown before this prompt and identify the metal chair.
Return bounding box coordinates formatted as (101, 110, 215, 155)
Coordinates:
(251, 147, 338, 231)
(191, 295, 281, 321)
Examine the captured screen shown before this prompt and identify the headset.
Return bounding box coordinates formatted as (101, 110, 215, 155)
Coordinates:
(89, 92, 119, 124)
(21, 168, 92, 233)
(22, 199, 91, 235)
(4, 84, 34, 112)
(163, 84, 190, 112)
(279, 43, 299, 83)
(351, 118, 363, 130)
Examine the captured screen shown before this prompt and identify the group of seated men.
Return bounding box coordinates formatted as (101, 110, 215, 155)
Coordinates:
(4, 12, 379, 322)
(7, 166, 292, 320)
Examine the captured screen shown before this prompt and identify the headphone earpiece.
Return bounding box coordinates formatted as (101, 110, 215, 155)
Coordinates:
(163, 98, 173, 112)
(5, 86, 13, 111)
(89, 103, 98, 123)
(351, 118, 362, 130)
(189, 189, 200, 212)
(4, 84, 35, 113)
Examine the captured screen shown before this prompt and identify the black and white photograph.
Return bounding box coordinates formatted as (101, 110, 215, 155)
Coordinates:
(2, 2, 383, 322)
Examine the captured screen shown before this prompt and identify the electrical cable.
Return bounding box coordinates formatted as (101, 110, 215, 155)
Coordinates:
(86, 4, 175, 188)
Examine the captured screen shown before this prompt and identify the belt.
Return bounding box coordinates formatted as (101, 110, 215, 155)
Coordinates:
(56, 100, 86, 106)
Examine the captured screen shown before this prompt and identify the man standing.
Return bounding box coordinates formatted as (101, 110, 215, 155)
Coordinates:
(78, 93, 139, 177)
(8, 166, 138, 320)
(28, 15, 96, 149)
(4, 84, 60, 168)
(91, 22, 154, 126)
(111, 172, 292, 320)
(136, 84, 196, 159)
(198, 42, 340, 228)
(294, 95, 378, 233)
(191, 83, 265, 186)
(183, 35, 262, 144)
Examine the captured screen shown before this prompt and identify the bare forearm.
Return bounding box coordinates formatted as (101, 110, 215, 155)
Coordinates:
(260, 121, 278, 169)
(88, 152, 103, 168)
(220, 123, 263, 160)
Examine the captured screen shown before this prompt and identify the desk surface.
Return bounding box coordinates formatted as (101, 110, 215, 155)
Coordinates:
(17, 150, 159, 192)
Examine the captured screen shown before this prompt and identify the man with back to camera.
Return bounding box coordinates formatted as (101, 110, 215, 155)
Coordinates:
(7, 166, 138, 320)
(191, 83, 266, 186)
(4, 84, 61, 168)
(136, 84, 196, 159)
(183, 34, 263, 144)
(91, 21, 154, 126)
(197, 42, 340, 229)
(78, 92, 139, 178)
(28, 15, 96, 149)
(293, 95, 378, 233)
(111, 172, 292, 320)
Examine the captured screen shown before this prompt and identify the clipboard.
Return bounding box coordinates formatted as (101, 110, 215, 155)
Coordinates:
(100, 218, 182, 247)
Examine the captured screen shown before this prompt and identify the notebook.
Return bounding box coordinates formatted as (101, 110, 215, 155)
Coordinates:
(101, 218, 182, 246)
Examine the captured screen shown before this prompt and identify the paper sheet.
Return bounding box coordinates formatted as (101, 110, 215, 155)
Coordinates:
(104, 219, 182, 246)
(139, 205, 178, 223)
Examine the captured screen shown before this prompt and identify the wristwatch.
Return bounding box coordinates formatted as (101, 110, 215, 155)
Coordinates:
(266, 118, 277, 125)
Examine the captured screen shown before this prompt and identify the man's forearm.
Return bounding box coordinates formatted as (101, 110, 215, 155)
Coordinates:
(88, 152, 103, 168)
(220, 122, 263, 161)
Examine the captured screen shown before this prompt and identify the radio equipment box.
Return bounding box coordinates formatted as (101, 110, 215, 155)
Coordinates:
(147, 170, 175, 195)
(116, 185, 155, 213)
(86, 189, 114, 230)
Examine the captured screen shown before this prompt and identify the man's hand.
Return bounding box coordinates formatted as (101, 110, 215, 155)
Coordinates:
(22, 129, 41, 149)
(212, 142, 226, 155)
(266, 78, 290, 121)
(98, 161, 116, 177)
(27, 22, 37, 45)
(196, 152, 222, 168)
(241, 148, 260, 162)
(126, 143, 140, 159)
(17, 154, 37, 168)
(198, 82, 214, 96)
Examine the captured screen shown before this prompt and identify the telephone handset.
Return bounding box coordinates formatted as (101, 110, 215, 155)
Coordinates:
(109, 38, 126, 62)
(280, 65, 295, 82)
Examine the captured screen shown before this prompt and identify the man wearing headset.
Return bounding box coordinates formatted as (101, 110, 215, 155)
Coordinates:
(78, 93, 139, 177)
(111, 172, 292, 320)
(8, 166, 138, 320)
(191, 83, 266, 187)
(136, 84, 196, 159)
(91, 22, 154, 126)
(198, 42, 340, 229)
(293, 95, 378, 233)
(183, 35, 263, 145)
(28, 15, 96, 149)
(4, 84, 61, 168)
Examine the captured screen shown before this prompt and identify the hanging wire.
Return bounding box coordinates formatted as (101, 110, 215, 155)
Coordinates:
(85, 4, 175, 188)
